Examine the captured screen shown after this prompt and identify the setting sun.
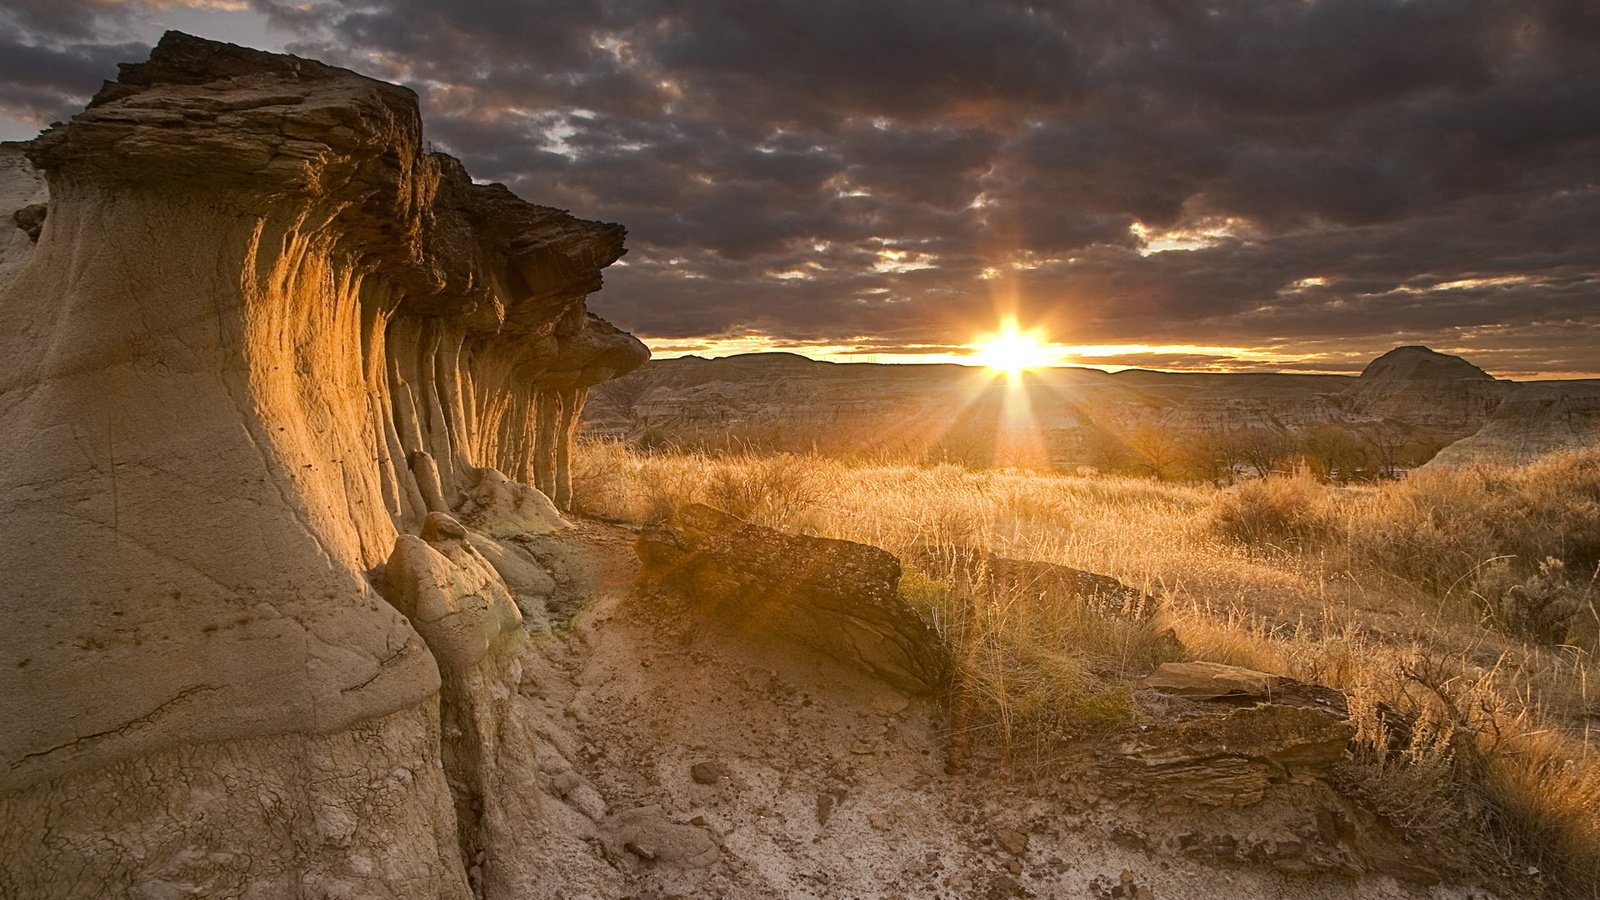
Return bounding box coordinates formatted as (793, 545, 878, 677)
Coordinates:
(969, 319, 1056, 377)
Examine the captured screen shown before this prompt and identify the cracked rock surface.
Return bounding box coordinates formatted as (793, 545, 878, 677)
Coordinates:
(0, 32, 641, 898)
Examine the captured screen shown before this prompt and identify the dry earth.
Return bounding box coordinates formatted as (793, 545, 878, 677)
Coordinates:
(517, 520, 1501, 900)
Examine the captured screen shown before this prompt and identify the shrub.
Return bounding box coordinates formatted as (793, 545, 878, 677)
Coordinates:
(1210, 473, 1336, 549)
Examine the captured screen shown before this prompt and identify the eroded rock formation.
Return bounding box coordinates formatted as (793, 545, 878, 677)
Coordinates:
(1343, 345, 1504, 439)
(0, 33, 643, 898)
(637, 504, 950, 694)
(1426, 380, 1600, 467)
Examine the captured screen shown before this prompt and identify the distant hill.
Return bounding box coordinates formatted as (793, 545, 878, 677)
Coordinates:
(582, 346, 1600, 474)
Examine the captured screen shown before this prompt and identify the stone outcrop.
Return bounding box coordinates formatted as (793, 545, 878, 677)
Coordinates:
(1121, 663, 1354, 806)
(637, 504, 949, 694)
(1342, 345, 1504, 438)
(0, 33, 644, 898)
(925, 547, 1159, 619)
(1426, 380, 1600, 467)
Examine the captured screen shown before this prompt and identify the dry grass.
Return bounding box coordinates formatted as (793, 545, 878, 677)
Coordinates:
(573, 439, 1600, 892)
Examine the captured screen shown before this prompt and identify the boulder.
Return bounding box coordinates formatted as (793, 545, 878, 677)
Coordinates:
(379, 515, 524, 672)
(920, 546, 1158, 619)
(1120, 704, 1355, 806)
(637, 504, 949, 694)
(603, 806, 719, 869)
(465, 533, 558, 630)
(1146, 661, 1349, 712)
(1146, 661, 1281, 699)
(457, 466, 568, 538)
(1130, 662, 1353, 805)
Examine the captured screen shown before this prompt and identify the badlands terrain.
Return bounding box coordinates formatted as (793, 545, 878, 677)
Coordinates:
(584, 346, 1600, 472)
(1, 32, 1596, 900)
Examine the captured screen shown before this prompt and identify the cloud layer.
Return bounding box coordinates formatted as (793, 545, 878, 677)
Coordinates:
(7, 0, 1599, 375)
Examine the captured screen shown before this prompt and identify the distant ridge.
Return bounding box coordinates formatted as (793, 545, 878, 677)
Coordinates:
(588, 345, 1600, 469)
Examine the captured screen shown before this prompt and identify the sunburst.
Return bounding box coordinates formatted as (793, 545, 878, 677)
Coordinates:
(969, 318, 1055, 379)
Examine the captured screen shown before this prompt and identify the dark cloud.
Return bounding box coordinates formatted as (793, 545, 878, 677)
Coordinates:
(5, 0, 1599, 374)
(0, 39, 145, 125)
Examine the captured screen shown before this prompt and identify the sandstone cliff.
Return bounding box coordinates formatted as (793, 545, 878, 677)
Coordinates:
(0, 33, 644, 898)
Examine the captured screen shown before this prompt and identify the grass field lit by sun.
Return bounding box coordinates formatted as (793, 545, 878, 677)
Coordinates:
(574, 438, 1600, 891)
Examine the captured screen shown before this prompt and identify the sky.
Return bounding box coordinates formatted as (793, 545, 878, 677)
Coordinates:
(3, 1, 1598, 378)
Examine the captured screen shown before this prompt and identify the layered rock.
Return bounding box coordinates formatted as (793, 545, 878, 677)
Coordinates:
(1343, 345, 1504, 437)
(1121, 663, 1354, 806)
(584, 353, 1352, 466)
(0, 33, 643, 898)
(1426, 380, 1600, 467)
(637, 504, 949, 694)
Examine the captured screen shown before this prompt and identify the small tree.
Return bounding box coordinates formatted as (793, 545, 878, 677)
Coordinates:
(1125, 422, 1186, 481)
(1302, 424, 1372, 482)
(1232, 426, 1297, 478)
(1362, 420, 1412, 479)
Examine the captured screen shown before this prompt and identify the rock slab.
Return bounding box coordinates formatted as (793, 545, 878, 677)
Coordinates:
(637, 504, 949, 694)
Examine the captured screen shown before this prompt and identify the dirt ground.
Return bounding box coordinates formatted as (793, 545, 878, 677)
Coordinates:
(514, 520, 1503, 900)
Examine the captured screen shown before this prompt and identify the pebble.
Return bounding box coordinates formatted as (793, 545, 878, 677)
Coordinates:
(690, 761, 724, 784)
(993, 827, 1029, 856)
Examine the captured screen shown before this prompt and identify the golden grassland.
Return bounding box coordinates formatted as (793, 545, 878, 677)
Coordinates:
(573, 440, 1600, 892)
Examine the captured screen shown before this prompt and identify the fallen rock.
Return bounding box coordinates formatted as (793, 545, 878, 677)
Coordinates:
(1120, 704, 1354, 806)
(1146, 661, 1349, 713)
(871, 691, 912, 716)
(603, 806, 719, 869)
(985, 873, 1027, 898)
(457, 466, 568, 537)
(816, 792, 838, 825)
(12, 202, 45, 241)
(378, 522, 525, 672)
(993, 826, 1030, 856)
(637, 504, 949, 694)
(1146, 661, 1280, 699)
(983, 555, 1157, 619)
(689, 761, 725, 785)
(464, 532, 558, 629)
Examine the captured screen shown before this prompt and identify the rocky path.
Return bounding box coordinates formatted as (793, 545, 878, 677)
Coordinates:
(508, 520, 1493, 900)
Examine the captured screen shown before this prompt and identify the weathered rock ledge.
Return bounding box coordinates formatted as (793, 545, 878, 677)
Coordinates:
(638, 504, 950, 694)
(0, 33, 644, 898)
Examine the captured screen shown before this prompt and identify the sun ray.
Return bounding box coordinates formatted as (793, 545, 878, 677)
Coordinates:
(969, 317, 1055, 381)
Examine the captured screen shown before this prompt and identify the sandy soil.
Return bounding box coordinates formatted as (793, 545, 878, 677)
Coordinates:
(518, 520, 1502, 900)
